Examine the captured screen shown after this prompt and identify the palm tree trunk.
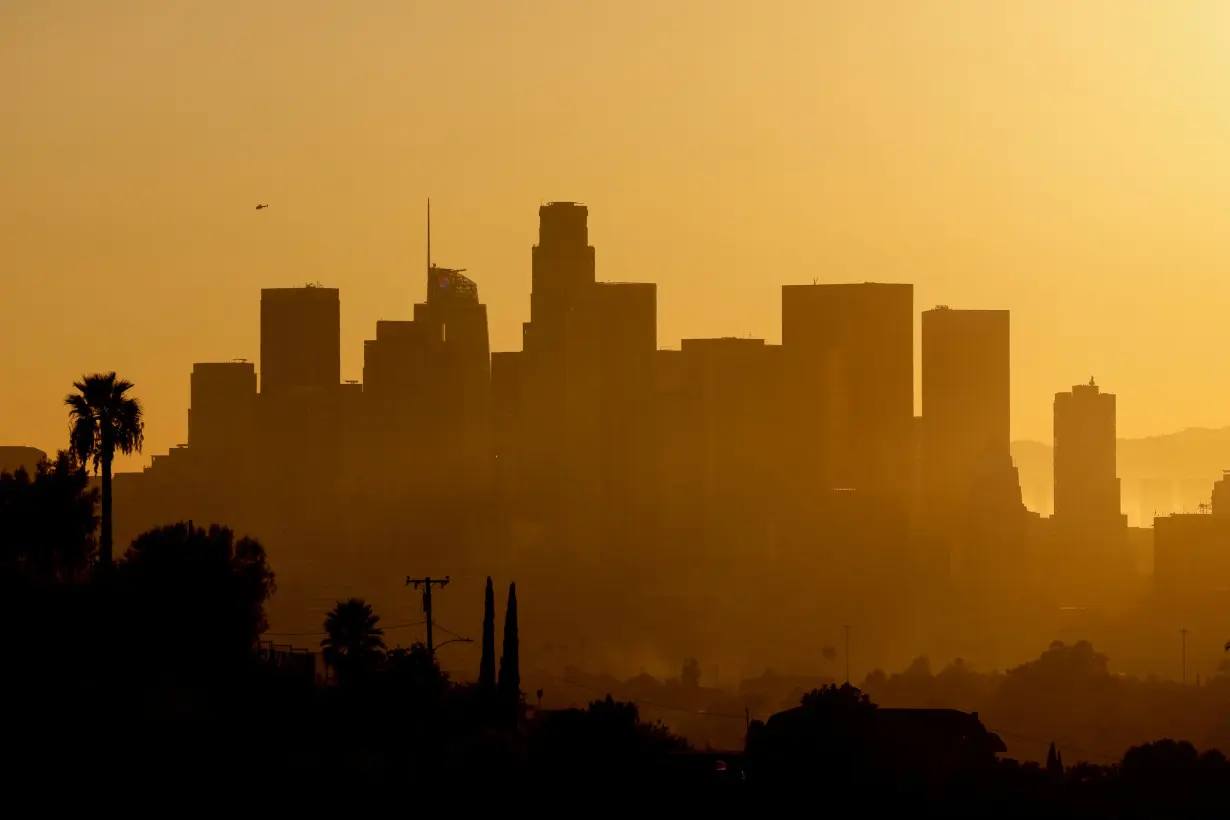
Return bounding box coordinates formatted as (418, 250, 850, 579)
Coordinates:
(100, 453, 113, 566)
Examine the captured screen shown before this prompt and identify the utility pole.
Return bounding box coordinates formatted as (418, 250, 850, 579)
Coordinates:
(407, 575, 450, 654)
(1181, 628, 1189, 685)
(843, 624, 852, 684)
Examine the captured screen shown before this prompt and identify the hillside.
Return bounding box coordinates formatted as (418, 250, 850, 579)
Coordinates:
(1011, 427, 1230, 523)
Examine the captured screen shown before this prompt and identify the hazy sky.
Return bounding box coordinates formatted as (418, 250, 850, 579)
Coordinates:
(5, 0, 1230, 469)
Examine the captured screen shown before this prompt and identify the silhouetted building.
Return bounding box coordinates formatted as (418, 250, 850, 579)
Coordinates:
(527, 202, 596, 345)
(781, 282, 913, 502)
(1052, 379, 1129, 595)
(1054, 378, 1123, 528)
(1154, 507, 1230, 614)
(564, 281, 657, 558)
(520, 202, 598, 524)
(963, 451, 1030, 581)
(188, 361, 257, 455)
(920, 307, 1017, 580)
(659, 338, 782, 561)
(920, 307, 1011, 506)
(413, 263, 492, 496)
(259, 286, 341, 396)
(1154, 471, 1230, 607)
(363, 320, 426, 423)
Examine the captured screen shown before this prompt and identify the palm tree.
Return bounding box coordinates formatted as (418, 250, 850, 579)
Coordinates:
(321, 598, 386, 684)
(65, 372, 144, 566)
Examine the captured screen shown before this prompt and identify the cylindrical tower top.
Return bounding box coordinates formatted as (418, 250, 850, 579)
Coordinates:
(538, 201, 589, 247)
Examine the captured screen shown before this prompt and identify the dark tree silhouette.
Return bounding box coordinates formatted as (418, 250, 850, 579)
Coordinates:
(530, 695, 688, 785)
(747, 683, 881, 786)
(65, 372, 144, 566)
(383, 642, 449, 705)
(479, 576, 496, 695)
(322, 598, 386, 684)
(0, 451, 98, 581)
(1046, 742, 1063, 779)
(497, 582, 519, 712)
(117, 521, 276, 682)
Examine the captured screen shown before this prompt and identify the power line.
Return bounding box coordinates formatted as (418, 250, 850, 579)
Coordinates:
(433, 621, 476, 646)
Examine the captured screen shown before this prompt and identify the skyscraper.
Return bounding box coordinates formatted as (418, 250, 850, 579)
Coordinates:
(781, 282, 913, 500)
(413, 265, 492, 496)
(520, 202, 598, 521)
(188, 361, 257, 455)
(668, 337, 783, 560)
(563, 281, 657, 555)
(1053, 378, 1121, 527)
(361, 201, 493, 505)
(920, 307, 1011, 520)
(524, 201, 596, 360)
(259, 286, 340, 396)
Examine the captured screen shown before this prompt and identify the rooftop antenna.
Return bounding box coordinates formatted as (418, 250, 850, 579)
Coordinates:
(426, 197, 433, 301)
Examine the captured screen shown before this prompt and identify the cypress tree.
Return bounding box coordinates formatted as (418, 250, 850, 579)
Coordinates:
(497, 582, 520, 710)
(479, 576, 496, 694)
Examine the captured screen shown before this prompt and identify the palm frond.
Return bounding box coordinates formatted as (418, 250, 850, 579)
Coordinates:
(64, 372, 145, 470)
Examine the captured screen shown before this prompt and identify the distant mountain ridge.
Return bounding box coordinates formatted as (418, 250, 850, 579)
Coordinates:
(1011, 427, 1230, 522)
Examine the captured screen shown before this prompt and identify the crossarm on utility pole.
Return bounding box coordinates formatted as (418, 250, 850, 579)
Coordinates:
(406, 575, 451, 654)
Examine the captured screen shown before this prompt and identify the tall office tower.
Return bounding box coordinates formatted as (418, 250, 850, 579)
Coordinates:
(361, 203, 493, 508)
(1053, 378, 1122, 527)
(256, 286, 343, 506)
(188, 361, 257, 455)
(920, 307, 1014, 573)
(527, 202, 597, 348)
(420, 201, 491, 397)
(921, 307, 1011, 489)
(413, 262, 492, 497)
(669, 337, 783, 561)
(780, 283, 914, 502)
(520, 202, 598, 520)
(563, 281, 657, 555)
(362, 319, 430, 465)
(259, 286, 341, 396)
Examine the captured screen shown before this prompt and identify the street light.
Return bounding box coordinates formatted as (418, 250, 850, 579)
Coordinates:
(432, 636, 473, 655)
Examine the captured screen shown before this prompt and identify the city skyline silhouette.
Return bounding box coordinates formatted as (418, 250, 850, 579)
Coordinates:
(11, 2, 1230, 804)
(10, 2, 1230, 465)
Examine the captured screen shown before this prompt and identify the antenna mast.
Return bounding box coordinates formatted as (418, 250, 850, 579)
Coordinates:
(426, 197, 433, 302)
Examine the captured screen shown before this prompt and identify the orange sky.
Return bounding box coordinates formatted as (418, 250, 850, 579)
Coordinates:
(5, 1, 1230, 470)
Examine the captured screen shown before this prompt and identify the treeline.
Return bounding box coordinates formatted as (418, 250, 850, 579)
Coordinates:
(0, 447, 697, 794)
(858, 640, 1230, 764)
